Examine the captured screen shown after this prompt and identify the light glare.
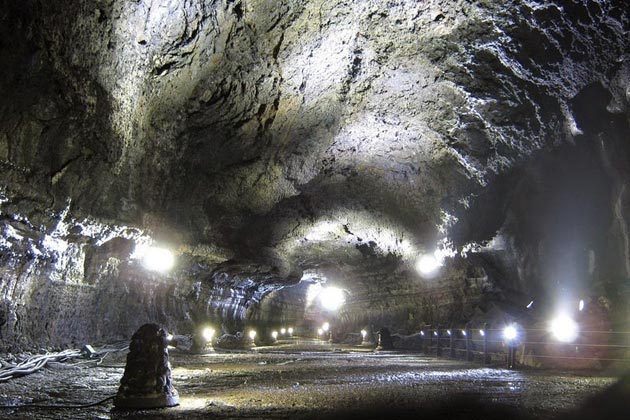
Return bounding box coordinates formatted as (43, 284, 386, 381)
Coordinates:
(201, 327, 215, 342)
(416, 254, 441, 276)
(550, 315, 579, 342)
(319, 287, 345, 311)
(288, 327, 294, 335)
(248, 330, 257, 340)
(271, 331, 278, 340)
(578, 299, 585, 311)
(361, 329, 367, 338)
(503, 325, 518, 341)
(280, 328, 286, 335)
(322, 322, 330, 332)
(140, 246, 174, 272)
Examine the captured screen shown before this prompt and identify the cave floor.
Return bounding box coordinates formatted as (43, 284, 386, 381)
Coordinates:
(0, 339, 624, 420)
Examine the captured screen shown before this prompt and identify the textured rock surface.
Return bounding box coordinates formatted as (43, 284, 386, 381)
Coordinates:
(1, 0, 629, 350)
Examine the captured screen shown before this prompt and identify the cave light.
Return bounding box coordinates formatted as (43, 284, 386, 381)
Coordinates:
(420, 331, 425, 336)
(434, 331, 438, 336)
(479, 329, 485, 337)
(526, 300, 534, 309)
(549, 314, 579, 343)
(201, 327, 215, 342)
(322, 322, 330, 332)
(578, 299, 585, 311)
(447, 329, 452, 336)
(461, 330, 467, 336)
(135, 244, 175, 272)
(502, 324, 518, 342)
(317, 328, 324, 337)
(319, 287, 346, 311)
(288, 327, 294, 335)
(361, 329, 367, 339)
(280, 328, 286, 335)
(271, 331, 278, 340)
(416, 248, 447, 277)
(248, 330, 257, 340)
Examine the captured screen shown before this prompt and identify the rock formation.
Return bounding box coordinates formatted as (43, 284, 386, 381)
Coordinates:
(0, 0, 629, 351)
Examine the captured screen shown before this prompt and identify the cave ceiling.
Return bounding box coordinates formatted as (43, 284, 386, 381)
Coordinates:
(1, 0, 629, 281)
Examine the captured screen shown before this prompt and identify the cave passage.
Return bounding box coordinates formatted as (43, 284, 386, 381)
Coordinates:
(1, 0, 630, 419)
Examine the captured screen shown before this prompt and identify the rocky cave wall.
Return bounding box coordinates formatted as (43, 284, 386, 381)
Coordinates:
(1, 0, 630, 351)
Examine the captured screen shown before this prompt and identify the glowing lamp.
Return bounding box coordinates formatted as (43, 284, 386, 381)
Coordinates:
(479, 329, 485, 337)
(202, 327, 215, 342)
(434, 331, 438, 336)
(447, 329, 451, 336)
(461, 330, 467, 336)
(420, 331, 425, 336)
(141, 246, 174, 272)
(361, 329, 367, 339)
(271, 331, 278, 340)
(317, 328, 324, 336)
(550, 314, 578, 343)
(416, 254, 441, 276)
(578, 299, 585, 311)
(319, 287, 345, 311)
(280, 328, 286, 335)
(288, 328, 294, 335)
(248, 330, 257, 340)
(322, 322, 330, 332)
(503, 325, 518, 342)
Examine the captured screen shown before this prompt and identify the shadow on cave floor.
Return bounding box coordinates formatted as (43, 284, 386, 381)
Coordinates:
(0, 340, 627, 420)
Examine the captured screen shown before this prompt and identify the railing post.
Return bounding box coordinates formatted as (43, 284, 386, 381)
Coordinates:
(449, 328, 455, 358)
(436, 328, 442, 357)
(483, 323, 490, 364)
(465, 327, 472, 361)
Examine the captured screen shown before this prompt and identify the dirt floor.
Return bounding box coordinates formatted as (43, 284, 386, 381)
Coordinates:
(0, 339, 627, 419)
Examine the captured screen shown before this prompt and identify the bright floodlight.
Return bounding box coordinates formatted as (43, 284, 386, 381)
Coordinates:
(288, 327, 294, 335)
(319, 287, 345, 311)
(416, 253, 441, 276)
(420, 331, 425, 336)
(461, 330, 467, 336)
(503, 325, 518, 342)
(361, 329, 367, 339)
(322, 322, 330, 332)
(141, 246, 174, 272)
(578, 299, 585, 311)
(248, 330, 257, 340)
(280, 328, 286, 335)
(202, 327, 215, 342)
(317, 328, 324, 336)
(550, 314, 579, 342)
(271, 331, 278, 340)
(479, 329, 485, 337)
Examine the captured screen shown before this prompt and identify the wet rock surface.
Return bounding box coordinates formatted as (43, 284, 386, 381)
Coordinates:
(0, 342, 623, 420)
